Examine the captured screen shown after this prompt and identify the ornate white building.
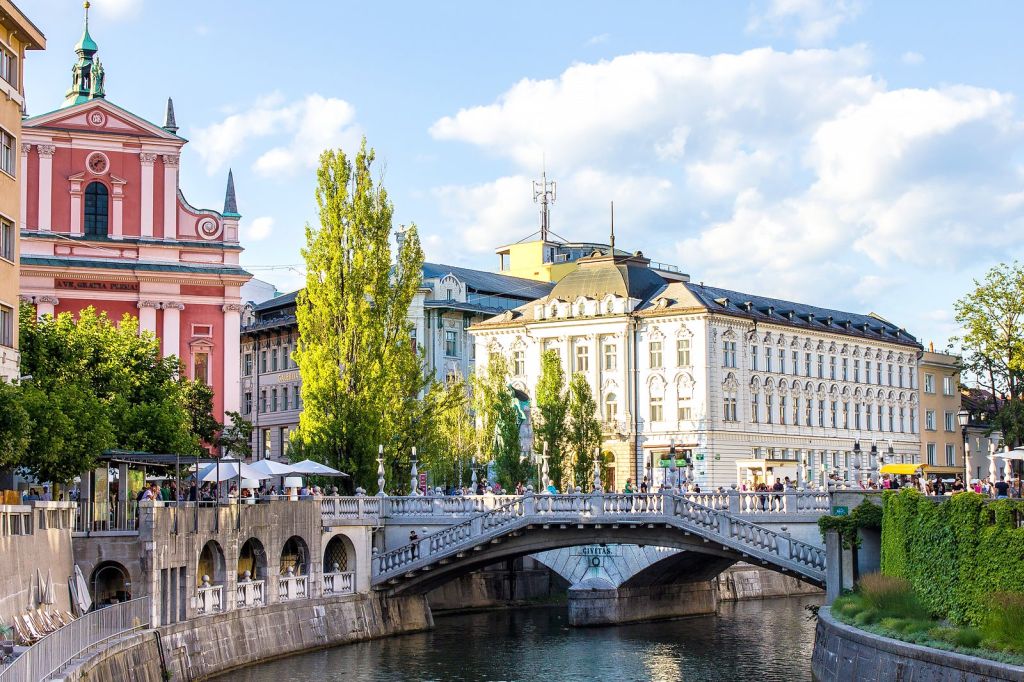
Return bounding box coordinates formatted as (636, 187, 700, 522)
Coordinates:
(470, 248, 922, 491)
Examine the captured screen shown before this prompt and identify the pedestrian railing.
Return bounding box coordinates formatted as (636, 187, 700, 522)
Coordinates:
(235, 578, 265, 608)
(0, 597, 150, 682)
(73, 500, 139, 534)
(278, 571, 307, 601)
(196, 581, 223, 615)
(322, 571, 355, 596)
(373, 493, 827, 586)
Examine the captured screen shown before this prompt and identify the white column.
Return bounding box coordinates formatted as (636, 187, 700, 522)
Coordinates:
(222, 303, 243, 417)
(19, 143, 29, 229)
(139, 153, 156, 238)
(137, 300, 159, 336)
(37, 144, 56, 232)
(161, 302, 183, 359)
(35, 295, 58, 319)
(110, 181, 124, 239)
(69, 180, 82, 236)
(162, 155, 178, 240)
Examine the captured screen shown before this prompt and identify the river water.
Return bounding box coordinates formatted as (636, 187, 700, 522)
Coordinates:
(220, 595, 822, 682)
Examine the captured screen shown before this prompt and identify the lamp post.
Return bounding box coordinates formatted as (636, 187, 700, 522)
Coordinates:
(957, 408, 971, 486)
(377, 445, 386, 497)
(853, 441, 862, 487)
(410, 447, 419, 496)
(870, 440, 879, 486)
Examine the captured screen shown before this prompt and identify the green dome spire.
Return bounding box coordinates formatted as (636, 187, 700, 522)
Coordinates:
(76, 2, 97, 54)
(63, 1, 106, 108)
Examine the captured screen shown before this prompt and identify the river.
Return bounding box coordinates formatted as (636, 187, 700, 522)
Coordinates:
(218, 595, 821, 682)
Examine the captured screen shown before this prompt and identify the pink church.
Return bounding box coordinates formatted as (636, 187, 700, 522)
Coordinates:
(18, 9, 250, 422)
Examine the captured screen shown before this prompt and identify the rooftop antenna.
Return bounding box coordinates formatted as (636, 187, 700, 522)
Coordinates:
(609, 200, 615, 254)
(533, 159, 556, 242)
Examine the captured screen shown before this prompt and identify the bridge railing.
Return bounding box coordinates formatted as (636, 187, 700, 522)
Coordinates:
(374, 492, 827, 583)
(321, 490, 830, 526)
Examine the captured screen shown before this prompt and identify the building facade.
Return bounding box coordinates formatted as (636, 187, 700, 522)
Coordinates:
(917, 350, 964, 478)
(0, 2, 44, 382)
(17, 10, 249, 419)
(961, 386, 1005, 482)
(239, 262, 553, 460)
(471, 249, 923, 491)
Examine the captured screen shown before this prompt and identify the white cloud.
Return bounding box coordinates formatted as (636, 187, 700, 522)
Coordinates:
(191, 93, 361, 177)
(747, 0, 862, 46)
(429, 47, 1024, 343)
(901, 51, 925, 65)
(586, 33, 610, 46)
(243, 216, 274, 242)
(89, 0, 142, 20)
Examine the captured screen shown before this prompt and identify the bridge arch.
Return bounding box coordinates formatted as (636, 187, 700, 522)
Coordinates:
(280, 535, 311, 576)
(90, 560, 131, 608)
(238, 537, 268, 581)
(198, 540, 226, 586)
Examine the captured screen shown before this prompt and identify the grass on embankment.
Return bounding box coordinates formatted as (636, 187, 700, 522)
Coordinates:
(830, 573, 1024, 667)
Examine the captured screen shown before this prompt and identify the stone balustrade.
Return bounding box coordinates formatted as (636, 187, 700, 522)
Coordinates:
(278, 571, 308, 601)
(373, 493, 828, 588)
(235, 578, 266, 608)
(322, 571, 355, 596)
(197, 581, 223, 615)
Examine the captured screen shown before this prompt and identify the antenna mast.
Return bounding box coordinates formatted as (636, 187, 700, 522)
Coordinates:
(610, 201, 615, 253)
(533, 170, 556, 242)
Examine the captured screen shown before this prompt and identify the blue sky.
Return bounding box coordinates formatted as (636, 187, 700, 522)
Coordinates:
(24, 0, 1024, 350)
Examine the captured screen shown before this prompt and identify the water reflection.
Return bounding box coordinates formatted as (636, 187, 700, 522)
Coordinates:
(220, 595, 822, 682)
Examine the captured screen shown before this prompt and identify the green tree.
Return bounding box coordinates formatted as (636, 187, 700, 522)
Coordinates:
(493, 387, 530, 488)
(953, 261, 1024, 446)
(471, 353, 509, 467)
(424, 374, 476, 490)
(533, 349, 568, 487)
(218, 411, 254, 459)
(566, 373, 603, 490)
(182, 380, 221, 448)
(17, 304, 199, 482)
(0, 381, 30, 471)
(292, 140, 426, 489)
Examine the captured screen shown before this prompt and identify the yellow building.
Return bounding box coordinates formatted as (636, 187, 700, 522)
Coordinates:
(0, 1, 44, 382)
(918, 349, 964, 479)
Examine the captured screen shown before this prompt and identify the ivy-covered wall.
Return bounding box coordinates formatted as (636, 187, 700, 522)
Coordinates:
(881, 489, 1024, 626)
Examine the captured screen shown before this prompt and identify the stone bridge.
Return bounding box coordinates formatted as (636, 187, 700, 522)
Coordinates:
(350, 492, 830, 595)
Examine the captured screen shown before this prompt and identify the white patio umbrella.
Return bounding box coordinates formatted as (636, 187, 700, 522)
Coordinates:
(248, 459, 293, 477)
(287, 459, 349, 477)
(195, 461, 272, 482)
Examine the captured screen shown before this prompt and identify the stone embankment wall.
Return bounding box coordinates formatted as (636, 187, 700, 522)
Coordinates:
(812, 606, 1024, 682)
(427, 557, 568, 611)
(715, 563, 823, 601)
(63, 592, 431, 682)
(568, 581, 717, 626)
(0, 502, 76, 627)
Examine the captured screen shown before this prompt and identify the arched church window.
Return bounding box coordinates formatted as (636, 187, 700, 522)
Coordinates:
(84, 181, 109, 237)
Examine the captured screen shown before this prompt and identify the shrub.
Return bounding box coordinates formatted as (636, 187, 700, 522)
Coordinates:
(858, 573, 928, 620)
(984, 592, 1024, 653)
(954, 627, 983, 648)
(854, 608, 879, 625)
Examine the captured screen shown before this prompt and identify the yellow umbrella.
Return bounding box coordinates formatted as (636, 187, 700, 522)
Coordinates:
(880, 463, 923, 475)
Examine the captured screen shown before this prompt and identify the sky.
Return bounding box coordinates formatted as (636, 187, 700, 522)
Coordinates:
(23, 0, 1024, 350)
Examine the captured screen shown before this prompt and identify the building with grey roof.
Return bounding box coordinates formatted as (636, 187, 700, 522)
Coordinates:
(471, 248, 923, 492)
(239, 263, 553, 461)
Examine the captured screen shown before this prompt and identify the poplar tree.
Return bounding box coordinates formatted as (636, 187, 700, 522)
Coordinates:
(566, 373, 602, 489)
(293, 140, 425, 489)
(533, 349, 568, 487)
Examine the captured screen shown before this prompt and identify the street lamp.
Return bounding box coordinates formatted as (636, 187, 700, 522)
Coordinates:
(957, 408, 971, 485)
(870, 441, 879, 486)
(853, 441, 862, 486)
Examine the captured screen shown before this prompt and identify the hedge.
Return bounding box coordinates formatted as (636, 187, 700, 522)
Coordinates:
(880, 488, 1024, 627)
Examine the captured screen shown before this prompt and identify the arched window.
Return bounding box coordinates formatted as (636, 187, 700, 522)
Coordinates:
(84, 181, 109, 237)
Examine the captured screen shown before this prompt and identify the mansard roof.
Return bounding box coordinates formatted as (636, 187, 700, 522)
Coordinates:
(421, 262, 553, 300)
(548, 251, 664, 303)
(678, 282, 919, 347)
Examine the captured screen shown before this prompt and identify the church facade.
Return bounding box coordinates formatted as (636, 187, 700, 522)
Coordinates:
(18, 8, 249, 420)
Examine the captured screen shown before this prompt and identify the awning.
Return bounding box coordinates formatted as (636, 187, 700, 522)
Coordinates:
(880, 463, 923, 475)
(922, 465, 962, 475)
